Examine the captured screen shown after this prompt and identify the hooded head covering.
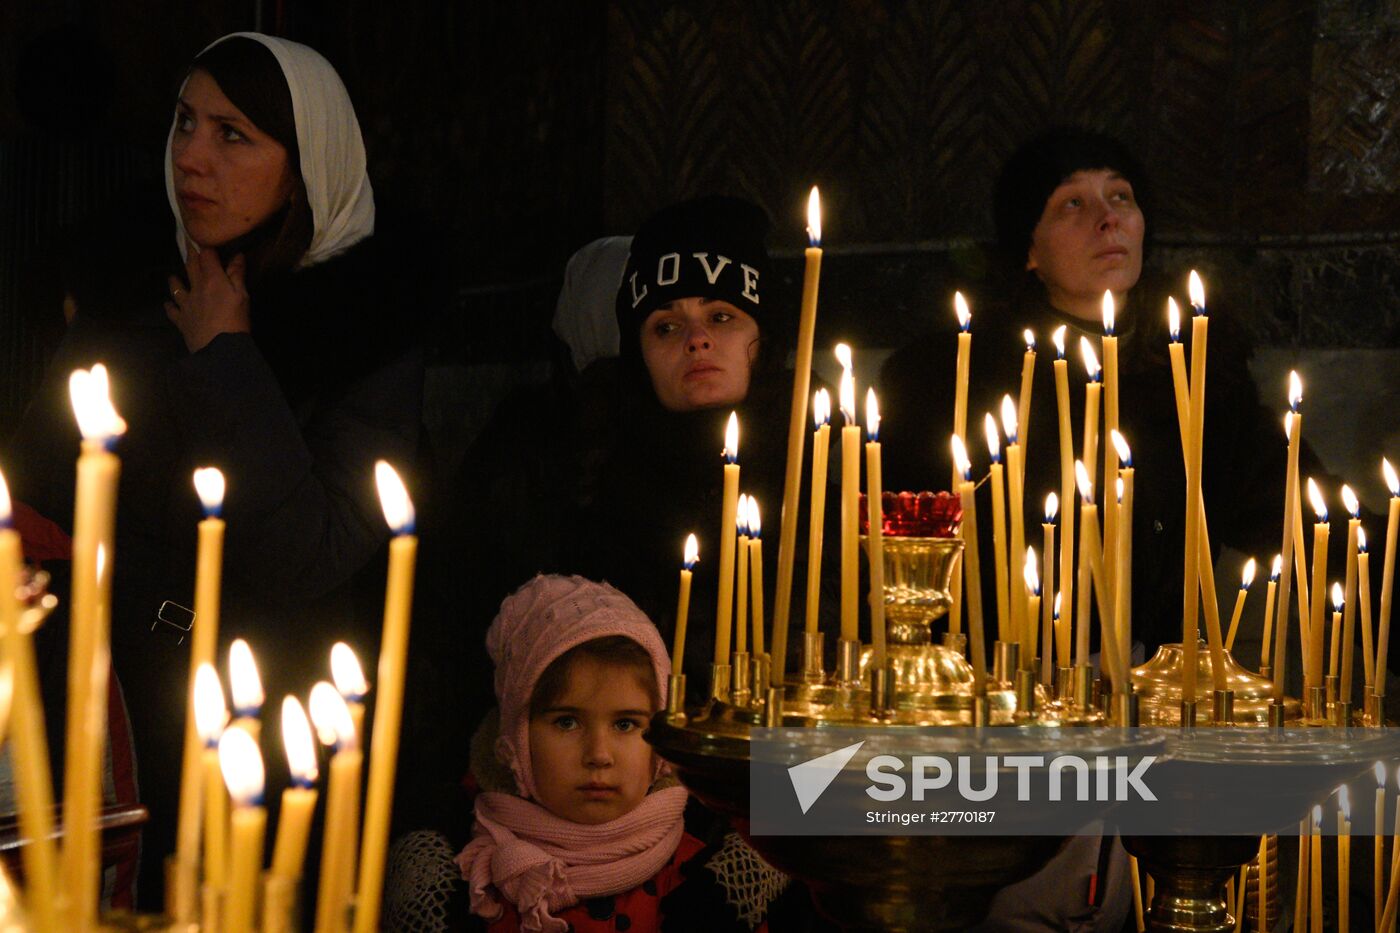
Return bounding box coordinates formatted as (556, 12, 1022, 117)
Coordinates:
(165, 32, 375, 268)
(456, 575, 686, 932)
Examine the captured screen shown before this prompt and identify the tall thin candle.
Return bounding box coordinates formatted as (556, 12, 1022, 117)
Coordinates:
(1101, 292, 1120, 602)
(228, 638, 264, 746)
(986, 414, 1010, 647)
(716, 413, 741, 665)
(1330, 583, 1344, 681)
(805, 389, 831, 637)
(1017, 329, 1035, 485)
(1224, 559, 1256, 652)
(1002, 395, 1028, 663)
(1181, 273, 1210, 702)
(1339, 786, 1352, 933)
(1079, 337, 1102, 496)
(193, 664, 229, 894)
(1378, 763, 1388, 927)
(671, 535, 699, 673)
(1052, 326, 1076, 665)
(270, 697, 319, 882)
(1377, 459, 1400, 698)
(1273, 373, 1304, 698)
(1024, 548, 1041, 664)
(735, 495, 751, 656)
(952, 293, 972, 480)
(838, 352, 860, 645)
(951, 436, 987, 689)
(1042, 493, 1058, 683)
(772, 187, 823, 689)
(220, 728, 266, 933)
(1342, 485, 1362, 700)
(1307, 478, 1332, 694)
(1261, 556, 1281, 671)
(312, 683, 361, 933)
(866, 388, 887, 671)
(1360, 530, 1375, 691)
(1111, 430, 1135, 680)
(749, 503, 765, 658)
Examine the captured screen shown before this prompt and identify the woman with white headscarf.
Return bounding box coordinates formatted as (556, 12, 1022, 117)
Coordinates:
(7, 32, 429, 907)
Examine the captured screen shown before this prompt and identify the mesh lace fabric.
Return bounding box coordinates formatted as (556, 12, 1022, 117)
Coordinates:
(706, 832, 791, 930)
(384, 829, 460, 933)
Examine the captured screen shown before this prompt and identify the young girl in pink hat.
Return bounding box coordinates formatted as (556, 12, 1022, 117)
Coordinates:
(455, 574, 702, 932)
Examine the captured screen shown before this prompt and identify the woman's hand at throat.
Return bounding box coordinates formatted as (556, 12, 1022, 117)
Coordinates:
(166, 239, 252, 353)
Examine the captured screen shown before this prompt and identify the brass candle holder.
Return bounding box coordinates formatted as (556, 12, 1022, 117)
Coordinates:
(1131, 641, 1303, 726)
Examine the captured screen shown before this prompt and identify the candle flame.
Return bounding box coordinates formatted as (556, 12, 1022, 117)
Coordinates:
(1188, 270, 1206, 313)
(1079, 336, 1101, 381)
(950, 435, 971, 480)
(999, 395, 1018, 445)
(984, 413, 1001, 462)
(192, 467, 226, 517)
(218, 727, 265, 807)
(1313, 804, 1322, 826)
(954, 292, 970, 331)
(1052, 325, 1066, 358)
(330, 642, 368, 701)
(736, 494, 751, 537)
(1307, 477, 1327, 523)
(1110, 429, 1132, 468)
(1116, 477, 1124, 503)
(1024, 329, 1035, 351)
(1054, 591, 1062, 619)
(1385, 457, 1399, 496)
(748, 498, 761, 538)
(724, 411, 740, 462)
(1023, 546, 1040, 594)
(193, 663, 228, 746)
(228, 639, 264, 714)
(1338, 784, 1351, 820)
(813, 388, 831, 428)
(1342, 484, 1360, 518)
(374, 461, 415, 534)
(834, 342, 853, 372)
(282, 696, 319, 785)
(1377, 762, 1387, 787)
(1167, 297, 1180, 341)
(1288, 371, 1303, 411)
(1075, 460, 1093, 503)
(1270, 554, 1282, 581)
(1045, 492, 1059, 523)
(1102, 291, 1115, 335)
(1283, 411, 1293, 441)
(1359, 528, 1367, 554)
(683, 533, 699, 569)
(1241, 558, 1256, 589)
(0, 468, 10, 527)
(309, 681, 355, 749)
(1332, 581, 1344, 611)
(839, 369, 856, 426)
(68, 364, 128, 441)
(806, 186, 821, 246)
(865, 387, 880, 441)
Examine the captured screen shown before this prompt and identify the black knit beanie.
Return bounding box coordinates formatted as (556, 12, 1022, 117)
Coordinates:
(615, 196, 770, 365)
(993, 128, 1151, 267)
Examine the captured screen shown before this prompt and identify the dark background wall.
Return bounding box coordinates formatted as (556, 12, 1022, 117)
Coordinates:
(2, 0, 1398, 454)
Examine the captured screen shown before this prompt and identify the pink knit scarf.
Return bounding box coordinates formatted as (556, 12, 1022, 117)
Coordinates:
(457, 785, 689, 933)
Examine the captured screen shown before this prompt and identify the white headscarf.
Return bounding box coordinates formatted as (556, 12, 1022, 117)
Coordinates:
(165, 32, 375, 268)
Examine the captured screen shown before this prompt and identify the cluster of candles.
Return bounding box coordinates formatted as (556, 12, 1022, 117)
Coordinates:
(0, 363, 419, 931)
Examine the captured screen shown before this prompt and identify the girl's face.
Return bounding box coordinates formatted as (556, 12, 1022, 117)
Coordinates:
(640, 297, 760, 411)
(1026, 169, 1145, 320)
(170, 69, 296, 248)
(528, 656, 657, 824)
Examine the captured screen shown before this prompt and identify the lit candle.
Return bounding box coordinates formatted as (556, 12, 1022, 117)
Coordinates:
(951, 436, 987, 689)
(749, 503, 764, 658)
(865, 389, 887, 671)
(716, 413, 741, 665)
(1377, 458, 1400, 700)
(1330, 583, 1344, 681)
(1002, 396, 1028, 663)
(1024, 547, 1041, 666)
(1338, 785, 1352, 933)
(0, 470, 59, 931)
(1378, 762, 1388, 928)
(672, 534, 699, 672)
(838, 351, 861, 645)
(1342, 485, 1362, 701)
(1052, 325, 1076, 658)
(986, 414, 1010, 647)
(1257, 835, 1268, 933)
(1075, 461, 1095, 671)
(1111, 430, 1134, 681)
(1075, 461, 1123, 690)
(312, 682, 361, 933)
(228, 638, 264, 746)
(1296, 815, 1310, 933)
(1042, 493, 1058, 683)
(1053, 592, 1064, 681)
(1017, 328, 1036, 485)
(805, 390, 831, 637)
(772, 188, 823, 689)
(1308, 478, 1332, 695)
(1101, 292, 1120, 603)
(1288, 413, 1313, 654)
(331, 642, 368, 746)
(270, 696, 319, 882)
(1224, 559, 1257, 653)
(1311, 804, 1324, 933)
(353, 462, 419, 933)
(175, 466, 226, 921)
(1360, 530, 1375, 692)
(220, 726, 266, 933)
(952, 292, 973, 479)
(1273, 374, 1305, 698)
(194, 664, 229, 893)
(735, 494, 751, 656)
(1261, 556, 1281, 671)
(1079, 337, 1102, 499)
(61, 363, 126, 930)
(1181, 272, 1213, 701)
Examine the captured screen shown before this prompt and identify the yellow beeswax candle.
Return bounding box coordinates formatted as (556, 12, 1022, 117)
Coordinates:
(312, 683, 361, 933)
(735, 496, 751, 656)
(193, 664, 229, 892)
(716, 414, 741, 665)
(219, 727, 266, 933)
(838, 352, 860, 645)
(1079, 337, 1102, 503)
(1002, 396, 1028, 663)
(1342, 485, 1362, 699)
(951, 436, 987, 690)
(772, 188, 823, 690)
(1224, 559, 1256, 653)
(1042, 493, 1058, 683)
(1017, 329, 1036, 485)
(331, 641, 369, 747)
(1308, 478, 1332, 694)
(1261, 557, 1281, 672)
(672, 535, 698, 672)
(805, 391, 831, 637)
(1101, 293, 1120, 601)
(353, 463, 420, 933)
(749, 506, 765, 658)
(228, 638, 264, 747)
(1052, 326, 1076, 666)
(271, 697, 319, 882)
(1360, 531, 1375, 691)
(1376, 459, 1400, 698)
(866, 389, 887, 671)
(1111, 431, 1134, 680)
(1274, 375, 1304, 697)
(986, 414, 1010, 647)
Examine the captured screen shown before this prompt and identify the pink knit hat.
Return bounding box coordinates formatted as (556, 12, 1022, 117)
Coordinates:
(487, 574, 671, 800)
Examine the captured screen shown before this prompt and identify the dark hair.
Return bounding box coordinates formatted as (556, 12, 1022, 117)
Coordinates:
(185, 37, 313, 280)
(528, 636, 659, 717)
